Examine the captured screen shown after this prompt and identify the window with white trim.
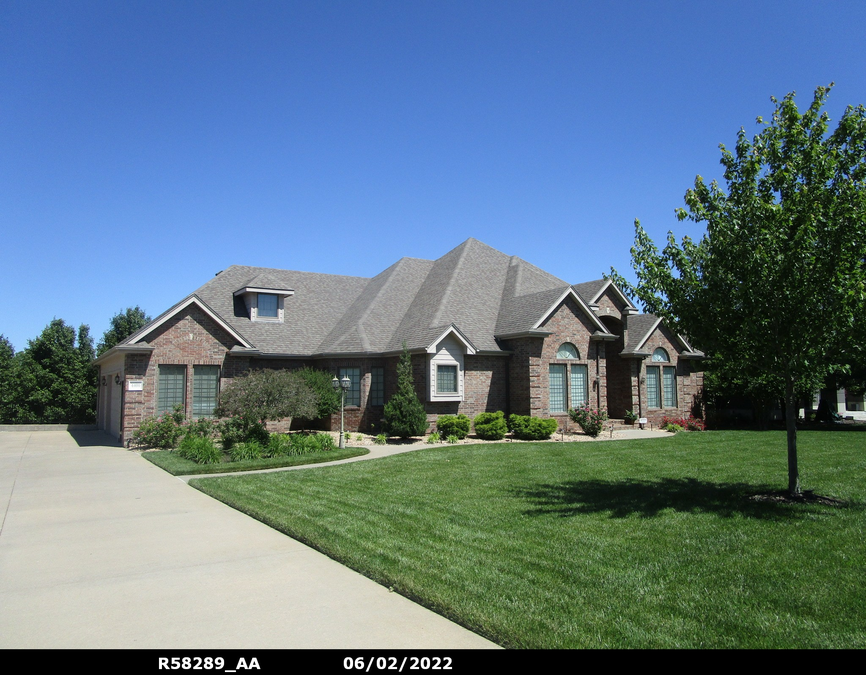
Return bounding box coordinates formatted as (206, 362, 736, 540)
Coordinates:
(428, 334, 465, 402)
(652, 348, 669, 362)
(436, 364, 458, 394)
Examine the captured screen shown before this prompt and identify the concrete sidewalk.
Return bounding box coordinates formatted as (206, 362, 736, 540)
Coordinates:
(0, 430, 498, 649)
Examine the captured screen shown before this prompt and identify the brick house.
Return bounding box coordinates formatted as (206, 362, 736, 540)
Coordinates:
(94, 239, 703, 444)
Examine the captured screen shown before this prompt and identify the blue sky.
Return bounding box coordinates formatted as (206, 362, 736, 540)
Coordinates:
(2, 1, 864, 352)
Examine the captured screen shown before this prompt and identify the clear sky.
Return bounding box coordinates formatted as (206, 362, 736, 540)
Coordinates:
(2, 0, 864, 352)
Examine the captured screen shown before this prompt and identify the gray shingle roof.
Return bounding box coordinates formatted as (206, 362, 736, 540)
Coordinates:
(125, 238, 669, 357)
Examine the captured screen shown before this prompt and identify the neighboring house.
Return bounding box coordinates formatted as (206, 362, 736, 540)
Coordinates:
(94, 239, 704, 444)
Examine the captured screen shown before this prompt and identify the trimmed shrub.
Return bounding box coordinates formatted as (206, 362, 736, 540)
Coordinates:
(569, 405, 609, 438)
(473, 411, 507, 440)
(509, 414, 558, 440)
(436, 414, 470, 440)
(176, 435, 221, 464)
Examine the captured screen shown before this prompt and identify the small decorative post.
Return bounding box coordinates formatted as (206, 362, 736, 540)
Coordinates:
(332, 374, 351, 448)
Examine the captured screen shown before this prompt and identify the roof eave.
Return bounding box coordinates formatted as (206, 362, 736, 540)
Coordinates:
(92, 343, 155, 366)
(495, 330, 554, 340)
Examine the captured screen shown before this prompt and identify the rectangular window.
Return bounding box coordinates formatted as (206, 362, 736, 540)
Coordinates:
(550, 364, 566, 413)
(370, 367, 384, 406)
(663, 366, 678, 408)
(339, 367, 361, 407)
(158, 365, 186, 414)
(436, 364, 458, 394)
(193, 366, 220, 418)
(646, 366, 661, 409)
(258, 293, 278, 318)
(570, 364, 588, 407)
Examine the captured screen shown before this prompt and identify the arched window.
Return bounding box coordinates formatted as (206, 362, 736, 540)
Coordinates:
(652, 348, 669, 362)
(557, 342, 579, 359)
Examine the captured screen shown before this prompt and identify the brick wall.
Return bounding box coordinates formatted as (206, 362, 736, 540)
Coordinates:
(537, 296, 604, 425)
(634, 324, 703, 426)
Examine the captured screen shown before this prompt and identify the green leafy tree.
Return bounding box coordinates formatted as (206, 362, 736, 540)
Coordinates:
(613, 84, 866, 496)
(0, 335, 15, 422)
(294, 367, 342, 424)
(97, 306, 151, 355)
(10, 320, 97, 423)
(383, 344, 428, 438)
(215, 369, 318, 424)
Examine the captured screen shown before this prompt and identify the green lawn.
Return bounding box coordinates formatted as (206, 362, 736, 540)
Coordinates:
(190, 431, 866, 648)
(142, 446, 369, 475)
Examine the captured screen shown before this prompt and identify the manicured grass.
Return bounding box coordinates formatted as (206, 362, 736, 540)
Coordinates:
(190, 431, 866, 648)
(143, 446, 369, 475)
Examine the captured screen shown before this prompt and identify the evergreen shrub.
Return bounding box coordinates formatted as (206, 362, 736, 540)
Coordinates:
(473, 411, 507, 440)
(508, 414, 558, 440)
(436, 414, 470, 439)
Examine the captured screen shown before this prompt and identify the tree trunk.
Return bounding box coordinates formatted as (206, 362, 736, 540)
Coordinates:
(785, 378, 801, 496)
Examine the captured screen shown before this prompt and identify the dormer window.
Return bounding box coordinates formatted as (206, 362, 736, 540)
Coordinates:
(234, 283, 294, 323)
(258, 293, 278, 318)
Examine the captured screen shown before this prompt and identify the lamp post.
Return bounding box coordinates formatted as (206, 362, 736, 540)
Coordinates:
(331, 374, 351, 448)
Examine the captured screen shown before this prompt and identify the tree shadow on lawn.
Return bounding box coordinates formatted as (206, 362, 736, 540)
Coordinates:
(513, 477, 850, 520)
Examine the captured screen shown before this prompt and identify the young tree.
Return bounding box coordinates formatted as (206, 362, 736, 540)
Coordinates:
(383, 344, 428, 438)
(10, 320, 98, 423)
(216, 369, 318, 424)
(613, 85, 866, 496)
(97, 306, 151, 355)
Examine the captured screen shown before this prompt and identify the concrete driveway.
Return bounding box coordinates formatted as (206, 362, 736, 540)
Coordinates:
(0, 430, 498, 649)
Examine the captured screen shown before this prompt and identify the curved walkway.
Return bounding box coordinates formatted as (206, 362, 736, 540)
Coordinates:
(0, 430, 498, 649)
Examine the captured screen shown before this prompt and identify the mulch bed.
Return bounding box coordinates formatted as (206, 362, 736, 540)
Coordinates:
(749, 490, 847, 506)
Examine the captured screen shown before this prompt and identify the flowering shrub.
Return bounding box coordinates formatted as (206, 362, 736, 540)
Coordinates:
(568, 405, 608, 438)
(661, 415, 705, 432)
(132, 404, 186, 449)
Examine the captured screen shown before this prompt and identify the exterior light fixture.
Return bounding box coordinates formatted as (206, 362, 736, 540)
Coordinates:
(332, 374, 352, 448)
